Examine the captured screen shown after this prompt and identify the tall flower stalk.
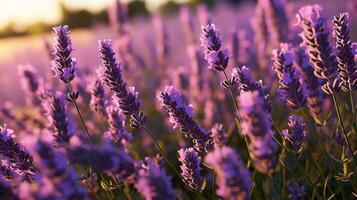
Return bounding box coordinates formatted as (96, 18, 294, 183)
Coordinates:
(98, 39, 187, 187)
(51, 25, 93, 144)
(297, 5, 354, 161)
(333, 12, 357, 137)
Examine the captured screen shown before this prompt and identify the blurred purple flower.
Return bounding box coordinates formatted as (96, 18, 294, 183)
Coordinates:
(88, 71, 107, 116)
(287, 180, 305, 200)
(272, 43, 307, 110)
(294, 47, 323, 119)
(333, 12, 357, 92)
(0, 125, 36, 181)
(260, 0, 290, 46)
(239, 91, 278, 173)
(178, 148, 204, 191)
(210, 123, 227, 149)
(104, 104, 132, 150)
(135, 158, 175, 200)
(282, 115, 308, 150)
(44, 92, 74, 144)
(296, 5, 338, 94)
(51, 25, 76, 83)
(158, 85, 212, 152)
(17, 64, 42, 106)
(205, 146, 252, 200)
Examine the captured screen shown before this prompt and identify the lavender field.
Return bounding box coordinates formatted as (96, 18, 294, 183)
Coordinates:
(0, 0, 357, 199)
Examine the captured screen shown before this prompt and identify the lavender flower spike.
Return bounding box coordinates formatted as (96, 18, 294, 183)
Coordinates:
(158, 85, 213, 152)
(44, 92, 73, 143)
(210, 123, 227, 149)
(296, 5, 338, 94)
(88, 70, 107, 116)
(294, 46, 323, 119)
(287, 180, 305, 200)
(333, 12, 357, 92)
(104, 104, 132, 150)
(99, 39, 140, 116)
(52, 25, 76, 83)
(135, 158, 175, 200)
(0, 125, 36, 180)
(272, 43, 307, 110)
(282, 115, 308, 150)
(232, 66, 272, 113)
(201, 23, 229, 71)
(239, 91, 278, 173)
(205, 146, 253, 200)
(18, 64, 42, 105)
(178, 148, 204, 191)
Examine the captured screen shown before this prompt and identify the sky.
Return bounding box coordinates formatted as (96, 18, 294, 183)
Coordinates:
(0, 0, 188, 30)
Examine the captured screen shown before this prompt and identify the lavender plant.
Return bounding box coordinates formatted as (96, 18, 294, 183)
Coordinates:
(1, 1, 357, 199)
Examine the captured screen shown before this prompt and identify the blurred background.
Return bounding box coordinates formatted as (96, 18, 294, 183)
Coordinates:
(0, 0, 356, 104)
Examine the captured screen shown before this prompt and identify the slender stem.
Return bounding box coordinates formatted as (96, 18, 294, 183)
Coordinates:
(222, 70, 253, 165)
(67, 83, 93, 144)
(141, 126, 186, 184)
(349, 91, 357, 136)
(300, 108, 336, 172)
(331, 93, 354, 163)
(212, 169, 215, 200)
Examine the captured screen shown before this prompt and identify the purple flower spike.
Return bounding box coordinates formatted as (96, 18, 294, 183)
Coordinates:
(272, 43, 307, 110)
(201, 24, 229, 71)
(88, 71, 107, 116)
(287, 180, 305, 200)
(333, 12, 357, 92)
(135, 158, 175, 200)
(157, 85, 212, 152)
(0, 125, 36, 181)
(232, 66, 272, 113)
(282, 115, 308, 150)
(296, 5, 338, 94)
(52, 25, 76, 83)
(18, 64, 42, 106)
(239, 91, 278, 173)
(294, 47, 323, 119)
(104, 104, 132, 150)
(99, 39, 141, 116)
(210, 123, 227, 149)
(205, 146, 252, 200)
(44, 92, 73, 143)
(178, 148, 204, 191)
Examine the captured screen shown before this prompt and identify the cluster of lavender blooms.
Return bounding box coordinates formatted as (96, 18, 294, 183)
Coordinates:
(205, 147, 253, 199)
(239, 91, 278, 173)
(2, 1, 357, 199)
(158, 85, 213, 152)
(282, 115, 308, 150)
(333, 12, 357, 92)
(231, 66, 272, 113)
(178, 148, 204, 191)
(43, 92, 74, 144)
(0, 125, 36, 181)
(272, 43, 307, 110)
(296, 5, 338, 95)
(135, 158, 175, 200)
(51, 25, 77, 83)
(201, 24, 229, 72)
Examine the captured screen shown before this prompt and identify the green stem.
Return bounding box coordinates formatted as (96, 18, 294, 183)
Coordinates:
(212, 169, 215, 200)
(222, 70, 253, 165)
(300, 108, 336, 172)
(67, 83, 93, 144)
(141, 126, 187, 186)
(331, 93, 355, 163)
